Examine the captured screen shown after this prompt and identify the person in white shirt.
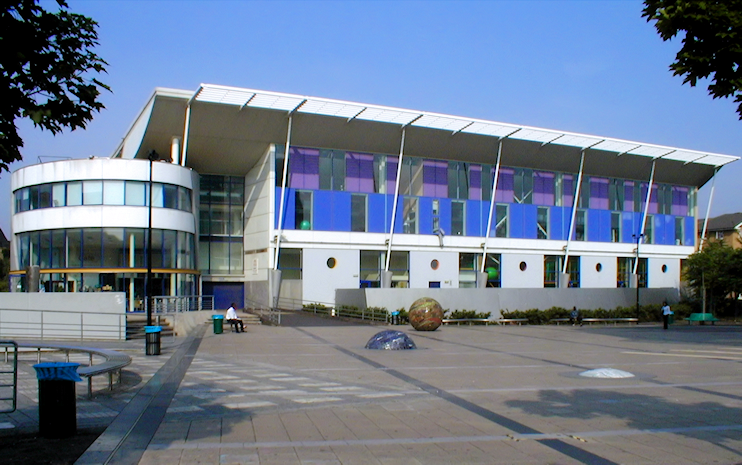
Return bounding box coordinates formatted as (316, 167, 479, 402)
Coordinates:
(661, 301, 672, 330)
(226, 303, 244, 332)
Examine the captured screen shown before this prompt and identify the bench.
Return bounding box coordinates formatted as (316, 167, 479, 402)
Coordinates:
(581, 318, 639, 325)
(495, 318, 528, 325)
(550, 318, 571, 325)
(13, 342, 132, 398)
(442, 318, 493, 325)
(686, 313, 720, 325)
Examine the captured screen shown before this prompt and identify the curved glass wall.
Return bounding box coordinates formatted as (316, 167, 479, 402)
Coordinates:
(14, 180, 192, 213)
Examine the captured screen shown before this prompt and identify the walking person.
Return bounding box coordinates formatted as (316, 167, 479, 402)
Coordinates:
(662, 301, 672, 330)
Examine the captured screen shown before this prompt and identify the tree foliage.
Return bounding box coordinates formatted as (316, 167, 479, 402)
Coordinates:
(682, 240, 742, 310)
(642, 1, 742, 119)
(0, 0, 109, 173)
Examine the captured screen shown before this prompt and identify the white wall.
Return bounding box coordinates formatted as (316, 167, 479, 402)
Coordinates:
(244, 147, 273, 281)
(409, 251, 458, 288)
(0, 293, 126, 340)
(501, 252, 543, 288)
(580, 256, 618, 288)
(303, 248, 360, 306)
(648, 258, 681, 289)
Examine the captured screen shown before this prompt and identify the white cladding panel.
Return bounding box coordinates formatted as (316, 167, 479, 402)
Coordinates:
(13, 207, 195, 234)
(501, 253, 543, 288)
(302, 249, 360, 306)
(648, 258, 681, 289)
(580, 256, 618, 288)
(409, 251, 458, 288)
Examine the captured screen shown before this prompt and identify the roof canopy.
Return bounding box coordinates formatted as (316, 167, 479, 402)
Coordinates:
(116, 84, 739, 187)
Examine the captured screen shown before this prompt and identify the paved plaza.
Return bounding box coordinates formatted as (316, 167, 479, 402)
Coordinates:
(2, 314, 742, 464)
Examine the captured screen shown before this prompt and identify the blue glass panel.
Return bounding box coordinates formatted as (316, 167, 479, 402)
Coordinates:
(587, 210, 611, 242)
(368, 194, 388, 233)
(284, 189, 296, 230)
(684, 216, 695, 247)
(550, 206, 567, 241)
(509, 204, 524, 238)
(522, 204, 537, 239)
(393, 196, 405, 234)
(313, 190, 333, 231)
(332, 192, 351, 231)
(621, 212, 634, 243)
(466, 200, 483, 237)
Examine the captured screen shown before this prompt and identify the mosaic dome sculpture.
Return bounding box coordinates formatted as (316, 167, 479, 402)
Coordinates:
(408, 297, 444, 331)
(365, 330, 417, 350)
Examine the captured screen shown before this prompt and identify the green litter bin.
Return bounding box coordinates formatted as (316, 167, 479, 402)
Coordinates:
(213, 315, 224, 334)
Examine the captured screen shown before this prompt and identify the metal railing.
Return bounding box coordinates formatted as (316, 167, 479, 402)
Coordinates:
(153, 295, 214, 313)
(301, 300, 392, 323)
(0, 341, 17, 413)
(0, 308, 126, 341)
(247, 298, 281, 326)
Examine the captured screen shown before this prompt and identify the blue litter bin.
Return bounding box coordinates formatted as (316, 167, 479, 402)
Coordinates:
(213, 315, 224, 334)
(145, 325, 162, 355)
(33, 362, 81, 438)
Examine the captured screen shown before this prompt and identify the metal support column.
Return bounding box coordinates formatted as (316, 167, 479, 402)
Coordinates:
(383, 128, 406, 288)
(699, 167, 719, 252)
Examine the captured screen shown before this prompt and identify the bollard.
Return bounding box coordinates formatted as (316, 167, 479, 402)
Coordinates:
(33, 362, 81, 439)
(145, 325, 162, 356)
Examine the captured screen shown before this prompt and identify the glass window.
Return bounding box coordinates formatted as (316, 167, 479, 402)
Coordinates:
(533, 171, 555, 206)
(452, 201, 465, 236)
(229, 205, 243, 236)
(278, 248, 302, 279)
(102, 228, 124, 268)
(458, 252, 478, 288)
(39, 231, 52, 268)
(448, 162, 469, 200)
(513, 168, 533, 204)
(675, 216, 684, 245)
(125, 228, 145, 268)
(351, 194, 367, 232)
(82, 181, 103, 205)
(104, 181, 125, 205)
(537, 206, 548, 239)
(388, 251, 409, 288)
(67, 229, 82, 267)
(230, 240, 243, 273)
(151, 183, 164, 208)
(178, 186, 192, 212)
(373, 155, 387, 194)
(29, 185, 39, 210)
(230, 177, 244, 205)
(150, 229, 163, 268)
(295, 190, 312, 230)
(360, 250, 382, 287)
(544, 255, 559, 288)
(82, 229, 102, 267)
(163, 184, 178, 209)
(611, 212, 621, 243)
(566, 256, 580, 287)
(29, 231, 40, 267)
(198, 239, 210, 272)
(209, 204, 229, 235)
(483, 253, 501, 287)
(163, 230, 177, 268)
(39, 184, 52, 208)
(69, 182, 84, 206)
(575, 210, 586, 241)
(15, 188, 29, 212)
(52, 183, 66, 207)
(495, 204, 507, 238)
(481, 164, 492, 201)
(125, 181, 146, 206)
(403, 197, 417, 234)
(645, 215, 653, 244)
(51, 230, 65, 268)
(18, 233, 29, 268)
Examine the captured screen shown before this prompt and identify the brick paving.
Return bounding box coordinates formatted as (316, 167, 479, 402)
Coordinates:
(3, 314, 742, 464)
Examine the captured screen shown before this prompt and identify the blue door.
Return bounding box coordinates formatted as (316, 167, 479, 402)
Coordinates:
(203, 282, 244, 310)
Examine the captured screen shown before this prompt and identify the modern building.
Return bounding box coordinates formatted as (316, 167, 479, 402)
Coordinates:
(8, 84, 739, 312)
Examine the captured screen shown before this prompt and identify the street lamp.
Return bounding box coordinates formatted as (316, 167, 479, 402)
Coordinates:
(146, 150, 160, 326)
(632, 233, 644, 322)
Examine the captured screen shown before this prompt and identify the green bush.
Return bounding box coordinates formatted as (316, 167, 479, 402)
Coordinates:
(501, 304, 670, 324)
(445, 309, 492, 324)
(303, 303, 331, 314)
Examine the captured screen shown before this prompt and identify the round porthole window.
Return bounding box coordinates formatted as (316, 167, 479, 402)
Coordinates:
(327, 257, 337, 269)
(519, 261, 527, 271)
(596, 263, 602, 272)
(661, 264, 668, 273)
(431, 259, 439, 270)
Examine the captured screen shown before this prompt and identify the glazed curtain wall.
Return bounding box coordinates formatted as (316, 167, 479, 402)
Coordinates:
(275, 145, 696, 246)
(14, 180, 192, 213)
(199, 175, 244, 274)
(16, 228, 195, 270)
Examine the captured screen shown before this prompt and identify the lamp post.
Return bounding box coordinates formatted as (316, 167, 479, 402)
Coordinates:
(146, 150, 160, 326)
(632, 233, 644, 322)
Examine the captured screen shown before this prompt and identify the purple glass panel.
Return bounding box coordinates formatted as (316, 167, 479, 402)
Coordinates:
(589, 177, 609, 210)
(641, 183, 659, 214)
(386, 157, 398, 194)
(623, 181, 634, 212)
(563, 174, 574, 207)
(346, 152, 375, 193)
(671, 186, 689, 216)
(288, 148, 319, 189)
(495, 168, 514, 203)
(469, 165, 482, 200)
(423, 160, 447, 197)
(533, 171, 555, 206)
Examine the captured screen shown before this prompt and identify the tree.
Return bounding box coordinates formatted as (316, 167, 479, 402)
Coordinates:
(0, 0, 109, 173)
(642, 1, 742, 119)
(683, 240, 742, 313)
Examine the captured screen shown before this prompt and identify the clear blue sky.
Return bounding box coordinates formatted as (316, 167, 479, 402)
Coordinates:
(2, 0, 741, 235)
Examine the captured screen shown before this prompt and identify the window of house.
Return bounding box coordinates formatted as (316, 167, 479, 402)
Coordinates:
(278, 248, 302, 279)
(537, 206, 548, 239)
(675, 217, 684, 245)
(611, 212, 621, 243)
(295, 190, 312, 230)
(575, 210, 586, 241)
(403, 197, 418, 234)
(495, 204, 508, 238)
(351, 194, 367, 232)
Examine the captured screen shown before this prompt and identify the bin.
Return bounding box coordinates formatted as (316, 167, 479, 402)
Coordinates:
(213, 315, 224, 334)
(391, 311, 400, 325)
(669, 314, 675, 325)
(33, 362, 81, 439)
(145, 325, 162, 356)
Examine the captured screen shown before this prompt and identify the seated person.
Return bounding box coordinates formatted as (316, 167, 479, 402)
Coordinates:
(226, 303, 244, 333)
(569, 307, 583, 326)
